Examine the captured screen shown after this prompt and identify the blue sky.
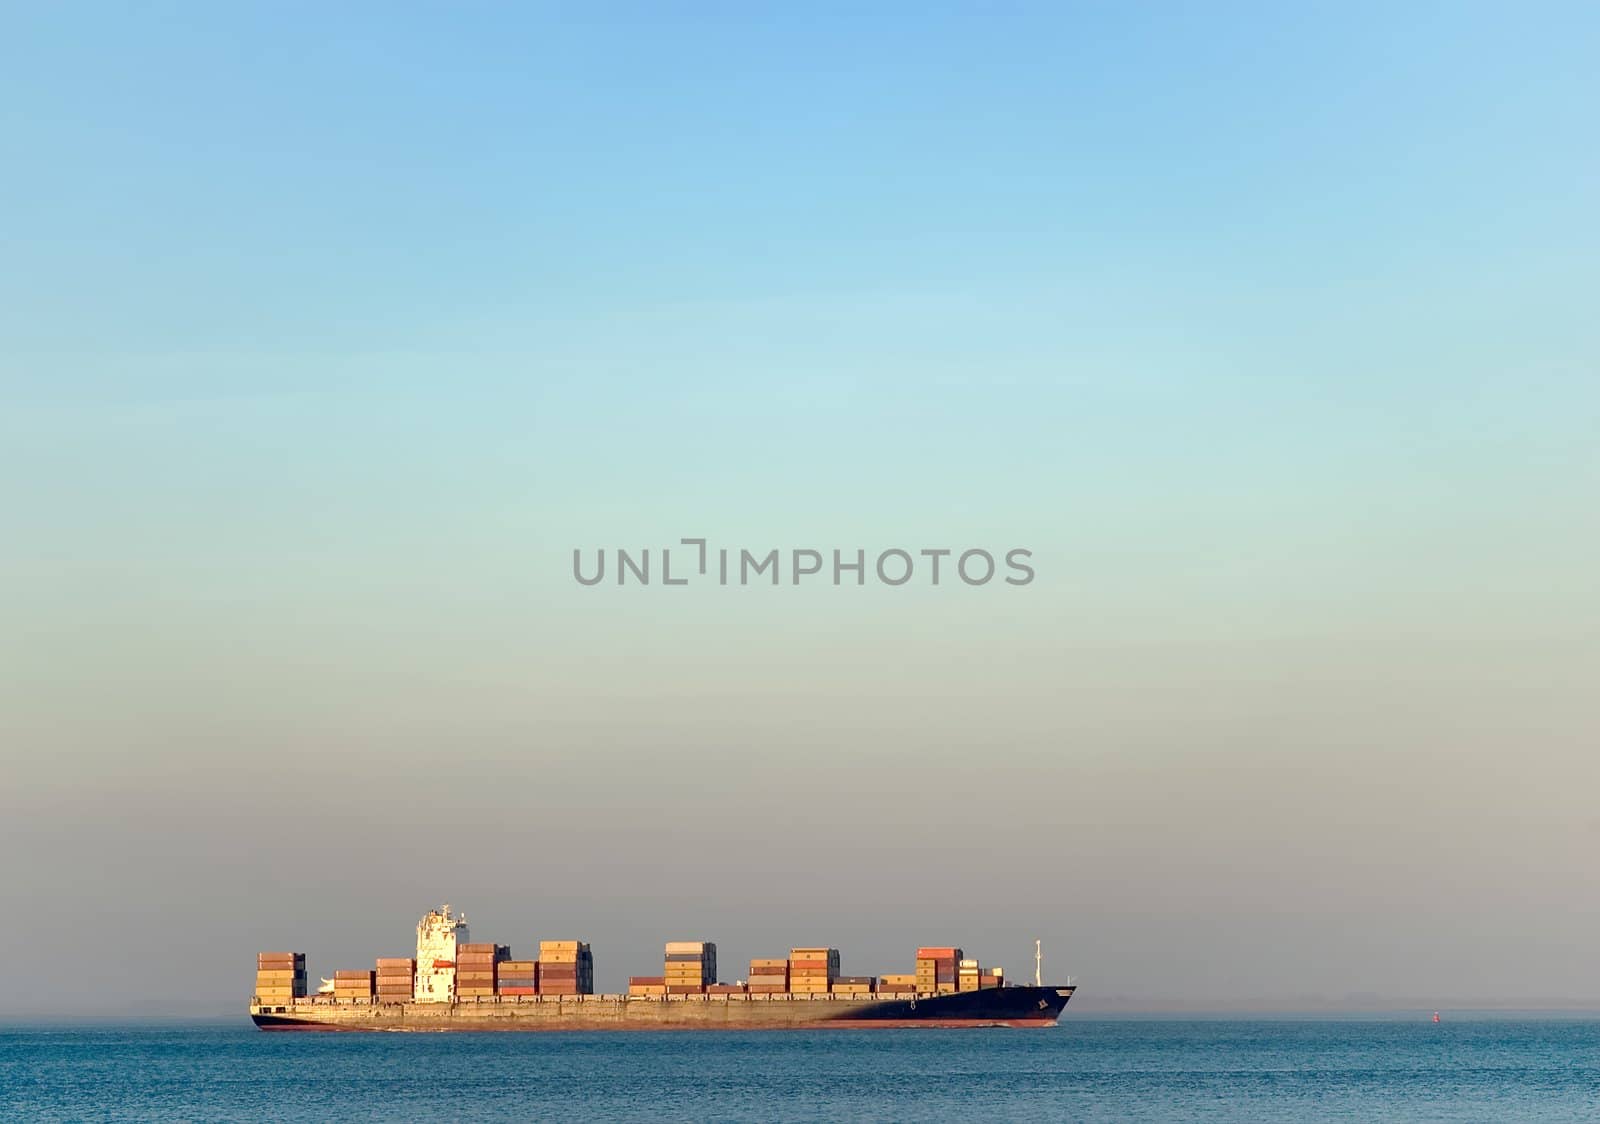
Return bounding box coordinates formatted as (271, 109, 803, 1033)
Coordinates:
(2, 4, 1598, 1010)
(5, 4, 1596, 531)
(7, 4, 1596, 356)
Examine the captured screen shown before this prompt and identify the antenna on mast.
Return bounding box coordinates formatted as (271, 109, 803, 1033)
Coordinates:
(1035, 939, 1042, 987)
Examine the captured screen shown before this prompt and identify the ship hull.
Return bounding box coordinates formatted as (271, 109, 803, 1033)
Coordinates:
(251, 986, 1073, 1032)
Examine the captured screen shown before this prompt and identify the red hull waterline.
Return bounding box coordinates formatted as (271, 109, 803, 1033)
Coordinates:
(252, 1015, 1064, 1032)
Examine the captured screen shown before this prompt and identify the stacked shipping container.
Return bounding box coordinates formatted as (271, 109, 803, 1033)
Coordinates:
(257, 928, 1009, 1007)
(627, 975, 666, 997)
(878, 973, 917, 995)
(915, 947, 962, 995)
(332, 970, 374, 1001)
(374, 957, 415, 1003)
(789, 947, 839, 994)
(663, 941, 716, 994)
(496, 960, 538, 996)
(747, 957, 788, 993)
(254, 953, 306, 1004)
(539, 940, 593, 995)
(456, 942, 509, 998)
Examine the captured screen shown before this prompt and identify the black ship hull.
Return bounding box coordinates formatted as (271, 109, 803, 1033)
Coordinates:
(251, 985, 1074, 1031)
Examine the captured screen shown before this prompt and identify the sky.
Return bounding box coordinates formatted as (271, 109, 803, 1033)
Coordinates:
(2, 3, 1598, 1015)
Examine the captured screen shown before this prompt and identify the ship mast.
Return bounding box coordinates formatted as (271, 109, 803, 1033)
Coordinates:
(1034, 939, 1042, 986)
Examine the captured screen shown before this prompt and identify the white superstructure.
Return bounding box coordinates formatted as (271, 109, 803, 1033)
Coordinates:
(414, 904, 469, 1003)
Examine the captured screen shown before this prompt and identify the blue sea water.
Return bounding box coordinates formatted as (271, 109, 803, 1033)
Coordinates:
(3, 1017, 1598, 1121)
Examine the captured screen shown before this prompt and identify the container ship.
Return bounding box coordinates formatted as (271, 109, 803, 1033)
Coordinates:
(251, 905, 1075, 1032)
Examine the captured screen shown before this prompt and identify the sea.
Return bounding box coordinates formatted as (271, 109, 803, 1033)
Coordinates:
(3, 1016, 1598, 1121)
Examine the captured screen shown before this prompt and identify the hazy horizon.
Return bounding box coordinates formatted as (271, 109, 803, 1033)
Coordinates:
(3, 4, 1597, 1018)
